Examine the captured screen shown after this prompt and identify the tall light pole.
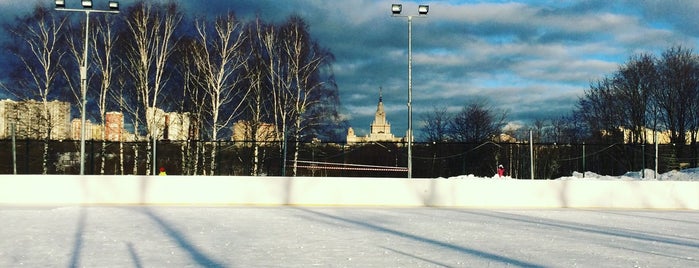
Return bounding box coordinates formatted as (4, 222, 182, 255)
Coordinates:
(391, 4, 428, 178)
(55, 0, 119, 175)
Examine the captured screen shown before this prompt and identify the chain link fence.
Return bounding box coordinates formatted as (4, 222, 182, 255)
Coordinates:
(1, 140, 697, 178)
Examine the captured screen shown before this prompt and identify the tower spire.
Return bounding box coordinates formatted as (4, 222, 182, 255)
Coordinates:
(379, 86, 383, 102)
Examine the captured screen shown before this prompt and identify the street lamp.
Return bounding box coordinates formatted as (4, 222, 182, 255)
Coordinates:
(391, 4, 428, 178)
(55, 0, 119, 175)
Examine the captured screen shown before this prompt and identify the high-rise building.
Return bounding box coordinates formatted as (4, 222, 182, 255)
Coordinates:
(346, 90, 404, 144)
(105, 112, 124, 141)
(0, 99, 70, 140)
(166, 112, 191, 141)
(0, 100, 12, 138)
(71, 118, 92, 140)
(146, 107, 191, 141)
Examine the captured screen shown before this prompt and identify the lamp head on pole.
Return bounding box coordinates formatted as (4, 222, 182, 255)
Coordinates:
(55, 0, 66, 8)
(108, 1, 119, 11)
(391, 4, 402, 15)
(81, 0, 93, 8)
(418, 5, 429, 15)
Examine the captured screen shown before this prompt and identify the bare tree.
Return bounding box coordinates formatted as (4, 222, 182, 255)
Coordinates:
(615, 53, 657, 144)
(109, 70, 145, 175)
(548, 115, 580, 144)
(192, 12, 249, 175)
(242, 18, 276, 175)
(419, 105, 451, 142)
(122, 1, 181, 175)
(90, 16, 119, 174)
(576, 77, 624, 142)
(244, 16, 341, 176)
(654, 46, 699, 146)
(65, 14, 119, 174)
(5, 6, 68, 174)
(258, 18, 291, 175)
(448, 98, 507, 143)
(280, 16, 332, 176)
(109, 75, 128, 175)
(174, 37, 206, 175)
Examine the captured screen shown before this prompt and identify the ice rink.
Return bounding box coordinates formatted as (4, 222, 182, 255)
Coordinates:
(1, 206, 698, 267)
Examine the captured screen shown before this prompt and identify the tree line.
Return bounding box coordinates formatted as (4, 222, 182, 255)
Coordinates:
(419, 97, 508, 143)
(576, 46, 699, 146)
(1, 1, 345, 175)
(421, 46, 699, 149)
(418, 46, 699, 176)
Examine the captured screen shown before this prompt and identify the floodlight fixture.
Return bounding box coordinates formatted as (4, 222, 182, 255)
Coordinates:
(55, 0, 66, 8)
(391, 4, 402, 15)
(108, 1, 119, 10)
(81, 0, 92, 8)
(418, 5, 429, 15)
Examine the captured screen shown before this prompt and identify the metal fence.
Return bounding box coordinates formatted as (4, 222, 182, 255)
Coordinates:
(1, 139, 697, 178)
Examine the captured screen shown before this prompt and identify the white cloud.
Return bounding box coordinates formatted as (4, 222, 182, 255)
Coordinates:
(5, 0, 699, 140)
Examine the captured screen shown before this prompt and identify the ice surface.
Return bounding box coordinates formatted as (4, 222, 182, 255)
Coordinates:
(1, 206, 698, 267)
(2, 167, 698, 266)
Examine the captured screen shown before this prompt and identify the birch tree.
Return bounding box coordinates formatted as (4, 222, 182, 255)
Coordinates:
(64, 11, 117, 174)
(89, 16, 119, 174)
(122, 1, 181, 175)
(109, 75, 128, 175)
(258, 18, 292, 175)
(241, 18, 277, 175)
(192, 12, 249, 175)
(281, 16, 333, 176)
(174, 37, 207, 175)
(5, 6, 68, 174)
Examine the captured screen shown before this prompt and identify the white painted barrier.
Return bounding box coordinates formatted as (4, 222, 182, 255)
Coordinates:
(1, 175, 698, 209)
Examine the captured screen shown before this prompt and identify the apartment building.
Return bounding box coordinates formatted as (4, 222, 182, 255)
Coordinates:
(105, 112, 124, 141)
(0, 99, 70, 140)
(231, 120, 279, 142)
(146, 107, 191, 141)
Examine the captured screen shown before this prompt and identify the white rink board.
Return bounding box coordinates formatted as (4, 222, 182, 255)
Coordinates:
(1, 175, 698, 209)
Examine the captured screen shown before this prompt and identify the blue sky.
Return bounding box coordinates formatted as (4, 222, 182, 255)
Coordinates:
(3, 0, 699, 137)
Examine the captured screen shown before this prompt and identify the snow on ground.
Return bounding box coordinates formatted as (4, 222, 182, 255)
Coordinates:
(446, 168, 699, 181)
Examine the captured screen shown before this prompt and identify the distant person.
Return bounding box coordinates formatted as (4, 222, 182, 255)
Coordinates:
(159, 167, 167, 176)
(497, 164, 505, 177)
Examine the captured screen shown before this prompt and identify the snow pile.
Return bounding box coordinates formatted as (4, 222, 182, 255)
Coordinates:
(442, 174, 514, 180)
(656, 168, 699, 181)
(556, 170, 654, 181)
(558, 168, 699, 181)
(445, 168, 699, 181)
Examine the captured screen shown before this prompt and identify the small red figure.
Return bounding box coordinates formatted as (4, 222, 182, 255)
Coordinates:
(497, 164, 505, 177)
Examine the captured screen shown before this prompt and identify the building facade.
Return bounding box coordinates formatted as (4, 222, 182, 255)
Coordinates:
(146, 107, 191, 141)
(231, 120, 279, 142)
(71, 118, 92, 140)
(105, 112, 124, 142)
(0, 99, 70, 140)
(346, 91, 404, 144)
